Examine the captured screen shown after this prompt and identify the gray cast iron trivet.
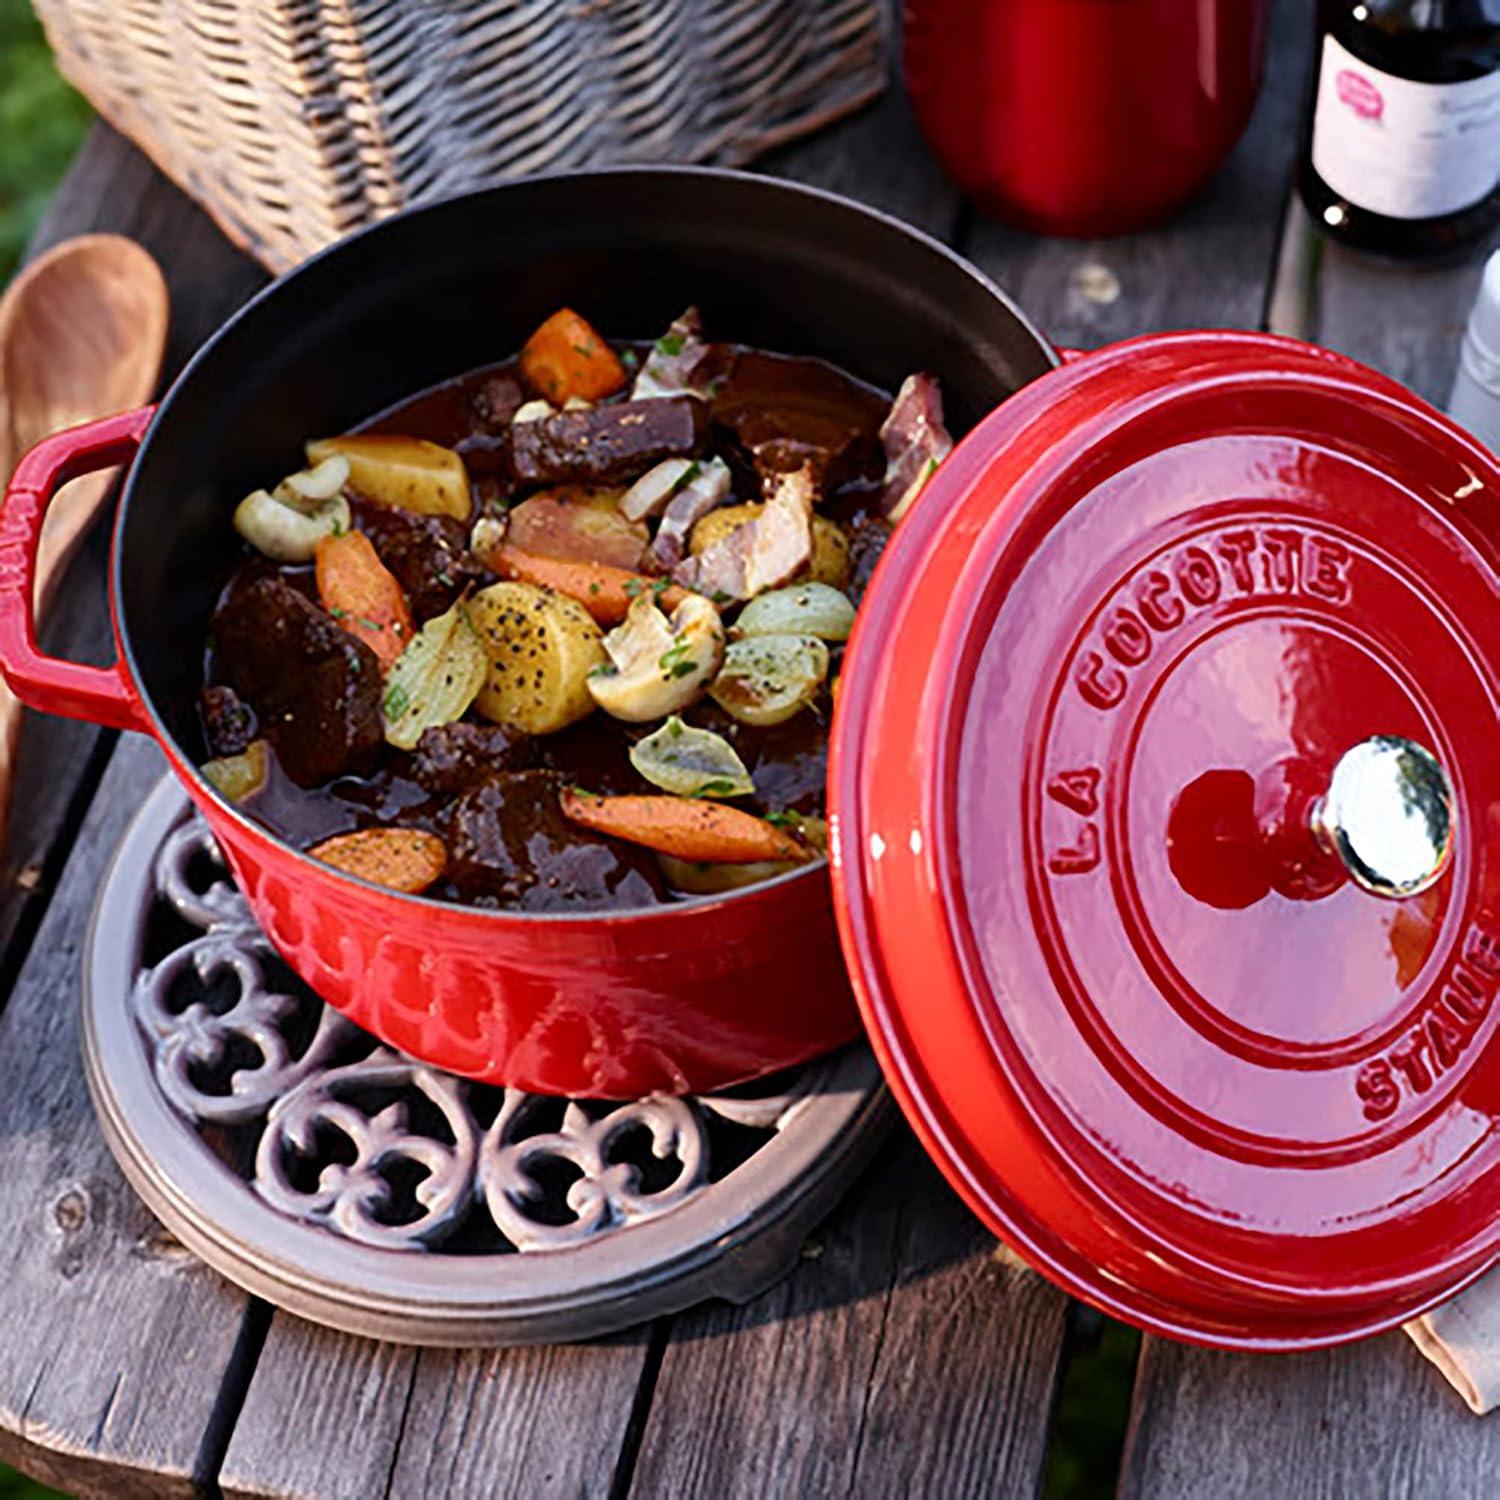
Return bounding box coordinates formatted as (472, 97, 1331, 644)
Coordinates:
(81, 777, 891, 1346)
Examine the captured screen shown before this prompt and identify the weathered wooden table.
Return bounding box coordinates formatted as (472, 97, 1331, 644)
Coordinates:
(2, 4, 1498, 1495)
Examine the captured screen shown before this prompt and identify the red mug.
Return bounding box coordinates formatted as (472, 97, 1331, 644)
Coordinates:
(904, 0, 1272, 237)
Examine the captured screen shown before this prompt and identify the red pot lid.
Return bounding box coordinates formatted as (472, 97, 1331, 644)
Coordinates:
(830, 331, 1500, 1350)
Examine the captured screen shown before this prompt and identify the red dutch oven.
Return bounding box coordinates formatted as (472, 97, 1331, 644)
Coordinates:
(903, 0, 1271, 236)
(5, 170, 1500, 1351)
(0, 170, 1056, 1099)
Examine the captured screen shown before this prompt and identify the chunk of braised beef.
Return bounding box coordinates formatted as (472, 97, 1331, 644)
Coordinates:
(200, 684, 258, 757)
(212, 573, 383, 788)
(351, 500, 483, 619)
(846, 515, 893, 606)
(509, 396, 708, 486)
(455, 431, 511, 479)
(471, 371, 524, 431)
(443, 770, 666, 911)
(711, 351, 887, 497)
(410, 723, 535, 797)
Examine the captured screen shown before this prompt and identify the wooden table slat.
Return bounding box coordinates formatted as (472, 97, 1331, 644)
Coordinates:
(631, 1133, 1068, 1499)
(0, 736, 255, 1500)
(1121, 1334, 1500, 1500)
(217, 1323, 663, 1500)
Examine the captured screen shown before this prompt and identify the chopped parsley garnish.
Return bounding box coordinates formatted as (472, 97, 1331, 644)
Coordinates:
(764, 810, 799, 829)
(668, 461, 701, 496)
(624, 577, 644, 599)
(655, 331, 686, 357)
(658, 641, 696, 679)
(383, 684, 410, 718)
(620, 348, 640, 371)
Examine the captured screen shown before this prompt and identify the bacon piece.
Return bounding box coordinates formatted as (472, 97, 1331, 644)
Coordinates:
(632, 307, 714, 401)
(650, 457, 733, 570)
(878, 373, 953, 522)
(672, 467, 813, 603)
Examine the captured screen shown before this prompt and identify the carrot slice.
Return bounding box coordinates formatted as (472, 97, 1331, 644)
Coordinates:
(559, 790, 813, 865)
(488, 543, 690, 624)
(308, 828, 447, 894)
(315, 530, 415, 669)
(520, 308, 628, 405)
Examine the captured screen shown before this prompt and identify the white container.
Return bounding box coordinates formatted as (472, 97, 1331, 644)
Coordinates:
(1449, 252, 1500, 455)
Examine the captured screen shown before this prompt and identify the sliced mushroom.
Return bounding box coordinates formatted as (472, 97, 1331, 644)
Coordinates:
(279, 454, 349, 505)
(587, 592, 725, 723)
(233, 455, 352, 563)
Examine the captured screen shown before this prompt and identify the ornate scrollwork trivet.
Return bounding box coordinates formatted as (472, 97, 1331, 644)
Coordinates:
(83, 779, 889, 1346)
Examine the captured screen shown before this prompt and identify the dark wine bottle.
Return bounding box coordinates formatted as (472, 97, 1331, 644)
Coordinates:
(1299, 0, 1500, 261)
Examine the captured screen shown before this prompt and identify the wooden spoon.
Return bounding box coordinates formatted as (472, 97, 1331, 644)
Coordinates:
(0, 234, 169, 846)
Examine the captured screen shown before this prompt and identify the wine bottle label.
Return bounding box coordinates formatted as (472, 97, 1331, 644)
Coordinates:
(1311, 34, 1500, 221)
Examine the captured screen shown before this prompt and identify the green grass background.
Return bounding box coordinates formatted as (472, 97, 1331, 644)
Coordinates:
(0, 6, 1141, 1496)
(0, 0, 89, 280)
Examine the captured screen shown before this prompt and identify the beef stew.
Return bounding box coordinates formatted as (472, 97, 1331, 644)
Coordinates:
(199, 307, 952, 912)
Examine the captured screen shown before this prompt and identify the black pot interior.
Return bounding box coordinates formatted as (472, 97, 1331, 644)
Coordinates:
(117, 167, 1056, 755)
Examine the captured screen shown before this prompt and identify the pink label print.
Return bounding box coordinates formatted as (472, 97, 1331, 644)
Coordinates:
(1336, 69, 1384, 121)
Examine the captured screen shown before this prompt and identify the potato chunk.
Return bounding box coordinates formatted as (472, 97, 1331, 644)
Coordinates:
(468, 581, 606, 734)
(305, 434, 471, 521)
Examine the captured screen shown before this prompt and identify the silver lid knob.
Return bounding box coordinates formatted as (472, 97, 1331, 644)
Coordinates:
(1311, 736, 1455, 899)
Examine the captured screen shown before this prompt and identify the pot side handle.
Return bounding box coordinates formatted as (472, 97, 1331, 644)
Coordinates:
(0, 407, 153, 733)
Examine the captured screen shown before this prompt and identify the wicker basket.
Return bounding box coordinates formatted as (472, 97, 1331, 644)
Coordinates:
(35, 0, 889, 273)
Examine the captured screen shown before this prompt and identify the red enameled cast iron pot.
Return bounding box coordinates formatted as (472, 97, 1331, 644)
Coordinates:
(0, 169, 1058, 1100)
(903, 0, 1271, 236)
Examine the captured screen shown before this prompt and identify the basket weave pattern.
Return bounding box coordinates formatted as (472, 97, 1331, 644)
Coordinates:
(36, 0, 889, 272)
